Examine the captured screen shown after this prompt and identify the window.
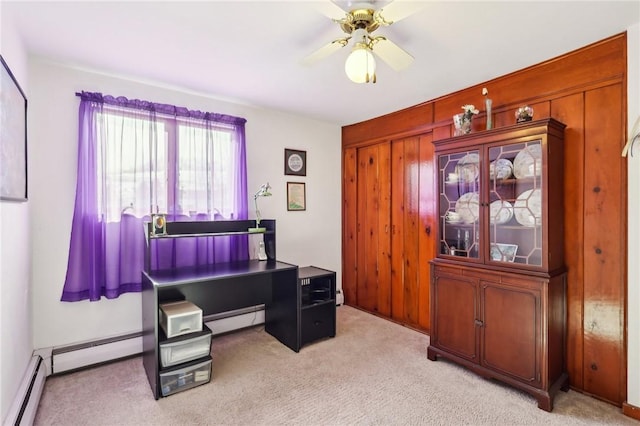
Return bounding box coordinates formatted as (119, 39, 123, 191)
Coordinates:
(97, 110, 168, 222)
(62, 92, 248, 301)
(96, 108, 242, 222)
(175, 119, 238, 218)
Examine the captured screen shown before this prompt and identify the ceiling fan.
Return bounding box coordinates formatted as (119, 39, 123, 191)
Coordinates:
(302, 1, 422, 84)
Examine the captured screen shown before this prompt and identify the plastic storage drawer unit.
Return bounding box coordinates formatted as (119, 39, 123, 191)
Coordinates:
(160, 325, 212, 368)
(159, 300, 203, 338)
(159, 356, 212, 397)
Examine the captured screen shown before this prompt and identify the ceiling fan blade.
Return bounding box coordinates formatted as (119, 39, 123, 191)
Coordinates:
(377, 0, 425, 25)
(371, 37, 414, 71)
(301, 38, 349, 66)
(314, 1, 349, 21)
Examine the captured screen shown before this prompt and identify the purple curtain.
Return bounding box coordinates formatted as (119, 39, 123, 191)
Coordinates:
(61, 92, 248, 302)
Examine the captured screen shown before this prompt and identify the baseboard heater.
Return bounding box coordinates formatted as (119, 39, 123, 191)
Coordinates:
(51, 332, 144, 374)
(5, 355, 46, 426)
(49, 305, 264, 374)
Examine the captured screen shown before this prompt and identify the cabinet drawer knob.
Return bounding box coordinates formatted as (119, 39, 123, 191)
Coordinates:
(474, 319, 484, 327)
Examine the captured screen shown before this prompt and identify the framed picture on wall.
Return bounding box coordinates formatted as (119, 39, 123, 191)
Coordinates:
(0, 55, 28, 201)
(287, 182, 306, 211)
(284, 148, 306, 176)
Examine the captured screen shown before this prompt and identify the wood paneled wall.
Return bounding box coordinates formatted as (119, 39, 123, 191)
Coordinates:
(342, 33, 628, 405)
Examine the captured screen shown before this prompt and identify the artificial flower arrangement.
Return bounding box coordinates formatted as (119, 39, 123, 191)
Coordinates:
(516, 105, 534, 123)
(461, 104, 479, 121)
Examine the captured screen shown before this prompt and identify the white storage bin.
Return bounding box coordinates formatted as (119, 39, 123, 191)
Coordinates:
(159, 356, 212, 397)
(160, 325, 212, 368)
(159, 300, 202, 338)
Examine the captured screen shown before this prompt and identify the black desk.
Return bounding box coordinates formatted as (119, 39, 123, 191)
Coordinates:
(142, 259, 298, 399)
(141, 220, 300, 399)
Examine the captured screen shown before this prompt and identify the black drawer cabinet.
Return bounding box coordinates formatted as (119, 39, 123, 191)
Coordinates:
(302, 302, 335, 345)
(298, 266, 336, 348)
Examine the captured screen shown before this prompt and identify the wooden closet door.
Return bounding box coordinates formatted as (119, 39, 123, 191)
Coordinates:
(355, 142, 391, 314)
(391, 137, 419, 325)
(390, 134, 435, 328)
(342, 147, 357, 305)
(418, 132, 435, 330)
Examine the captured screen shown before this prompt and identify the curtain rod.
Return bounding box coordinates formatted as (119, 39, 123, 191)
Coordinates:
(74, 91, 247, 125)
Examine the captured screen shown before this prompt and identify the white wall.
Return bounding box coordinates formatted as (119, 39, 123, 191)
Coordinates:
(28, 59, 341, 350)
(0, 7, 34, 423)
(626, 22, 640, 409)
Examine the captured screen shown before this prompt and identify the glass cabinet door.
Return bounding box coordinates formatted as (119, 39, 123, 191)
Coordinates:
(438, 149, 481, 259)
(487, 140, 543, 267)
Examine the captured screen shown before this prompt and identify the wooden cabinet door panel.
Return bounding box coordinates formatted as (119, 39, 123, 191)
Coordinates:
(432, 274, 478, 362)
(481, 281, 540, 386)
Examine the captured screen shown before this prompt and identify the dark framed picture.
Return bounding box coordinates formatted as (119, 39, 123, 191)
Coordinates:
(0, 55, 28, 201)
(287, 182, 306, 211)
(284, 148, 306, 176)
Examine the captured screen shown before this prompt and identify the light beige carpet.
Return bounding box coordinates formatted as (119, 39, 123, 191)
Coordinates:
(34, 305, 634, 425)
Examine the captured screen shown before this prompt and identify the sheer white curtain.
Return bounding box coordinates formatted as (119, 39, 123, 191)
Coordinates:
(175, 119, 241, 219)
(99, 106, 166, 220)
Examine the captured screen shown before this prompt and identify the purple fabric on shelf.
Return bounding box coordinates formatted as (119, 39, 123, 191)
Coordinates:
(61, 92, 248, 302)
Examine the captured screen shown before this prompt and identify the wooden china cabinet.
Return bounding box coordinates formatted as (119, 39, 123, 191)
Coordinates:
(427, 118, 568, 411)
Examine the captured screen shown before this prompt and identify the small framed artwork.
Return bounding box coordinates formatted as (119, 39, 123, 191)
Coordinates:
(490, 243, 518, 262)
(284, 148, 306, 176)
(0, 55, 28, 201)
(287, 182, 306, 211)
(151, 213, 167, 236)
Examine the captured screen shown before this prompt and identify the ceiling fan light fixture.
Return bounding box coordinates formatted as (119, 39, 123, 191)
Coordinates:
(345, 45, 376, 84)
(307, 2, 416, 82)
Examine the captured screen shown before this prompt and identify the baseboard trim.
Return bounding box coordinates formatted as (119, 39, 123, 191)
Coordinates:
(203, 304, 264, 323)
(205, 307, 265, 335)
(623, 401, 640, 420)
(52, 333, 143, 374)
(51, 331, 143, 355)
(5, 355, 46, 426)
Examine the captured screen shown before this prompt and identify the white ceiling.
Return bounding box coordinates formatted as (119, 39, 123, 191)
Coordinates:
(4, 1, 640, 126)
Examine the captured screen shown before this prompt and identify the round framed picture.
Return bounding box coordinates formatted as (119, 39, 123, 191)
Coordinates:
(284, 149, 306, 176)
